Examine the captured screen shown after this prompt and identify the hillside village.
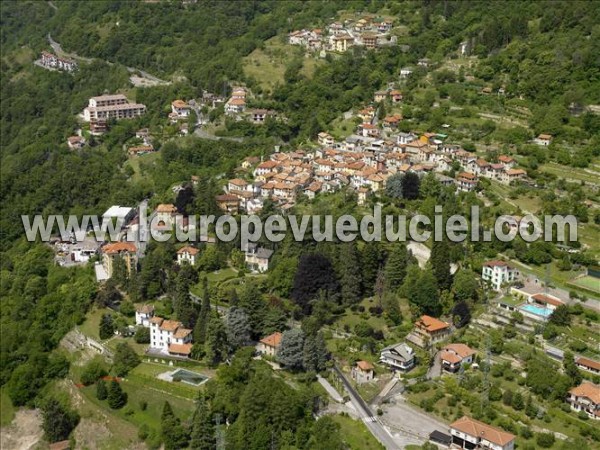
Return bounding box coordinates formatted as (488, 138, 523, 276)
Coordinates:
(2, 1, 600, 450)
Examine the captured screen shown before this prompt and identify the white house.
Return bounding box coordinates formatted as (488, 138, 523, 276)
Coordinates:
(256, 332, 282, 357)
(379, 342, 415, 371)
(567, 382, 600, 420)
(400, 67, 413, 78)
(450, 416, 515, 450)
(149, 317, 193, 357)
(481, 260, 518, 291)
(440, 343, 476, 372)
(244, 244, 273, 272)
(534, 133, 553, 146)
(171, 99, 191, 118)
(177, 246, 199, 266)
(135, 304, 155, 327)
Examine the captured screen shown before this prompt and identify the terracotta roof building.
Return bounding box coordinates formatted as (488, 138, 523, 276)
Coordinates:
(567, 382, 600, 420)
(450, 416, 516, 450)
(256, 331, 283, 357)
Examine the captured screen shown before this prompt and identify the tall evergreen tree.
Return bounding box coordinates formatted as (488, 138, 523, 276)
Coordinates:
(431, 239, 453, 291)
(96, 379, 107, 400)
(303, 332, 329, 372)
(402, 172, 421, 200)
(226, 307, 251, 350)
(194, 277, 210, 344)
(278, 329, 306, 371)
(189, 394, 216, 450)
(563, 351, 582, 386)
(174, 277, 197, 329)
(239, 282, 266, 339)
(338, 242, 362, 305)
(291, 253, 339, 315)
(205, 315, 228, 366)
(107, 380, 127, 409)
(385, 243, 409, 292)
(99, 313, 115, 340)
(411, 269, 441, 316)
(361, 240, 383, 296)
(161, 401, 189, 450)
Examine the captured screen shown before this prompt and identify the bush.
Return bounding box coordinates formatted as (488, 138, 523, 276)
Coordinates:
(80, 358, 108, 386)
(134, 326, 150, 344)
(535, 432, 555, 448)
(520, 426, 533, 439)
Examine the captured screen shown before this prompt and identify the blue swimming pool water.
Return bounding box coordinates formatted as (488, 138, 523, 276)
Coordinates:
(520, 304, 553, 318)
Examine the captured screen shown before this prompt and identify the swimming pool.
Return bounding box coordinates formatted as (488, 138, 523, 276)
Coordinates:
(519, 303, 553, 318)
(170, 368, 208, 386)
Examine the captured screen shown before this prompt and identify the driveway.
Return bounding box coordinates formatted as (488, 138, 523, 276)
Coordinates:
(380, 393, 449, 445)
(426, 350, 442, 380)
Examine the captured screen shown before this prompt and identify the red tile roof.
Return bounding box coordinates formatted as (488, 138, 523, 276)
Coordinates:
(569, 382, 600, 404)
(103, 242, 137, 254)
(443, 343, 476, 358)
(416, 315, 450, 332)
(168, 343, 193, 355)
(177, 246, 199, 255)
(356, 360, 374, 371)
(260, 332, 282, 348)
(531, 293, 563, 307)
(576, 357, 600, 371)
(450, 416, 515, 446)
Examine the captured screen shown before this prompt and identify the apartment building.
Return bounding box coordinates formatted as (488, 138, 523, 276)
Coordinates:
(83, 94, 146, 122)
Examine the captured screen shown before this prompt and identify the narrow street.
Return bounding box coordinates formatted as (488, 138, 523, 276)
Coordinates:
(333, 366, 401, 449)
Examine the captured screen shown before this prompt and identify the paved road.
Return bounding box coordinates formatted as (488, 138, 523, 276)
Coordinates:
(317, 375, 344, 403)
(333, 366, 401, 449)
(48, 33, 170, 86)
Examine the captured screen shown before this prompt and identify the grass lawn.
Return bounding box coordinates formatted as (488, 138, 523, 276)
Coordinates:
(127, 362, 209, 400)
(540, 162, 600, 185)
(332, 298, 388, 332)
(79, 307, 114, 341)
(126, 149, 160, 183)
(191, 268, 240, 296)
(242, 36, 324, 92)
(80, 377, 195, 433)
(331, 414, 385, 450)
(577, 222, 600, 258)
(0, 387, 15, 427)
(499, 295, 523, 307)
(106, 336, 148, 355)
(329, 116, 358, 140)
(570, 275, 600, 294)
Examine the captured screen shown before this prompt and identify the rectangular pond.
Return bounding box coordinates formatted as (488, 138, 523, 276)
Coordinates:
(171, 368, 208, 386)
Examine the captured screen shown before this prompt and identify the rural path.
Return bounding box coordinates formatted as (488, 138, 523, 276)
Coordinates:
(194, 127, 244, 142)
(47, 33, 170, 87)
